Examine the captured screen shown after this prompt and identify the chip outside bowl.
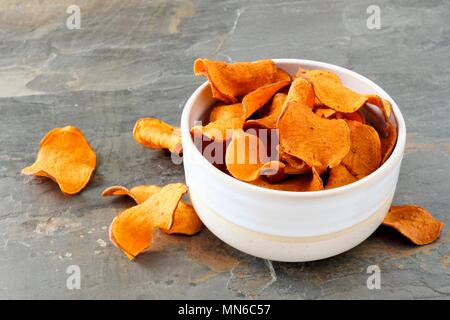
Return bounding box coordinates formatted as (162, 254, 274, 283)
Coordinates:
(181, 59, 406, 262)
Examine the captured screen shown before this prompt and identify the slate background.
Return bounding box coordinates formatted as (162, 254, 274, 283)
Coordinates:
(0, 0, 449, 299)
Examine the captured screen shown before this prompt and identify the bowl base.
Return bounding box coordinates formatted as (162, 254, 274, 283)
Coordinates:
(190, 190, 393, 262)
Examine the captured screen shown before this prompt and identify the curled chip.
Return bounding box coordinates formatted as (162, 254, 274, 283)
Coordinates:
(194, 59, 290, 103)
(245, 93, 286, 129)
(366, 94, 392, 121)
(309, 167, 324, 191)
(279, 149, 311, 175)
(209, 103, 243, 122)
(21, 126, 96, 195)
(283, 78, 316, 108)
(341, 110, 365, 123)
(383, 205, 444, 245)
(301, 70, 368, 113)
(242, 81, 290, 119)
(249, 168, 323, 192)
(225, 129, 281, 182)
(102, 185, 162, 204)
(314, 107, 336, 119)
(160, 201, 202, 235)
(300, 70, 393, 120)
(341, 120, 381, 178)
(191, 103, 244, 141)
(381, 120, 397, 164)
(325, 165, 357, 189)
(103, 184, 202, 237)
(133, 118, 182, 154)
(110, 183, 192, 259)
(279, 99, 351, 169)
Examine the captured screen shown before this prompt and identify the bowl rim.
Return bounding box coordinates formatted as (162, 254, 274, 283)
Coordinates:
(181, 58, 406, 199)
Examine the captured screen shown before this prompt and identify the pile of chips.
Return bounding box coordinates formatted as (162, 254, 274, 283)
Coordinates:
(22, 127, 201, 260)
(20, 58, 444, 259)
(191, 59, 397, 191)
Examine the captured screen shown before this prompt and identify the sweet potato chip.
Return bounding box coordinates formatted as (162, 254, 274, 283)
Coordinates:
(381, 121, 398, 164)
(248, 169, 323, 192)
(366, 94, 392, 121)
(190, 103, 244, 141)
(110, 183, 188, 259)
(245, 93, 287, 129)
(325, 164, 358, 189)
(225, 129, 281, 181)
(242, 81, 290, 119)
(341, 110, 365, 123)
(309, 167, 324, 191)
(279, 149, 311, 174)
(301, 70, 367, 113)
(341, 120, 381, 178)
(283, 78, 316, 108)
(21, 126, 96, 195)
(133, 118, 182, 154)
(159, 201, 203, 236)
(103, 184, 202, 238)
(278, 100, 351, 168)
(315, 107, 336, 119)
(301, 70, 393, 120)
(194, 59, 289, 103)
(382, 205, 445, 245)
(209, 103, 243, 122)
(102, 185, 162, 204)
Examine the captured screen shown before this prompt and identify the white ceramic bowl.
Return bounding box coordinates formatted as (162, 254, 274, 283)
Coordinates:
(181, 59, 406, 262)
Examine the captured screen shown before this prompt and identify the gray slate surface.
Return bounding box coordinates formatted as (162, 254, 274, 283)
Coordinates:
(0, 0, 449, 299)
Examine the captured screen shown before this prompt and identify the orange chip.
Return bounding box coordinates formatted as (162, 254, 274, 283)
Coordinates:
(191, 103, 244, 141)
(209, 103, 243, 122)
(242, 81, 290, 119)
(245, 93, 287, 129)
(110, 183, 188, 259)
(341, 110, 365, 123)
(366, 94, 392, 121)
(102, 185, 162, 204)
(325, 164, 358, 189)
(300, 70, 393, 120)
(103, 184, 202, 238)
(314, 107, 336, 119)
(284, 78, 316, 108)
(21, 126, 96, 195)
(225, 129, 282, 181)
(278, 99, 351, 169)
(382, 205, 445, 245)
(381, 121, 398, 164)
(309, 167, 324, 191)
(248, 168, 323, 192)
(133, 118, 182, 154)
(159, 201, 203, 236)
(359, 104, 397, 164)
(194, 59, 289, 103)
(279, 149, 311, 175)
(301, 70, 368, 113)
(341, 120, 381, 178)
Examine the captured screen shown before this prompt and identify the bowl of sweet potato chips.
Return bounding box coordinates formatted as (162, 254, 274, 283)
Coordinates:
(181, 58, 408, 261)
(22, 58, 444, 262)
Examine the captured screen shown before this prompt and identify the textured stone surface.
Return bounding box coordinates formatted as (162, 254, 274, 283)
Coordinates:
(0, 0, 449, 299)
